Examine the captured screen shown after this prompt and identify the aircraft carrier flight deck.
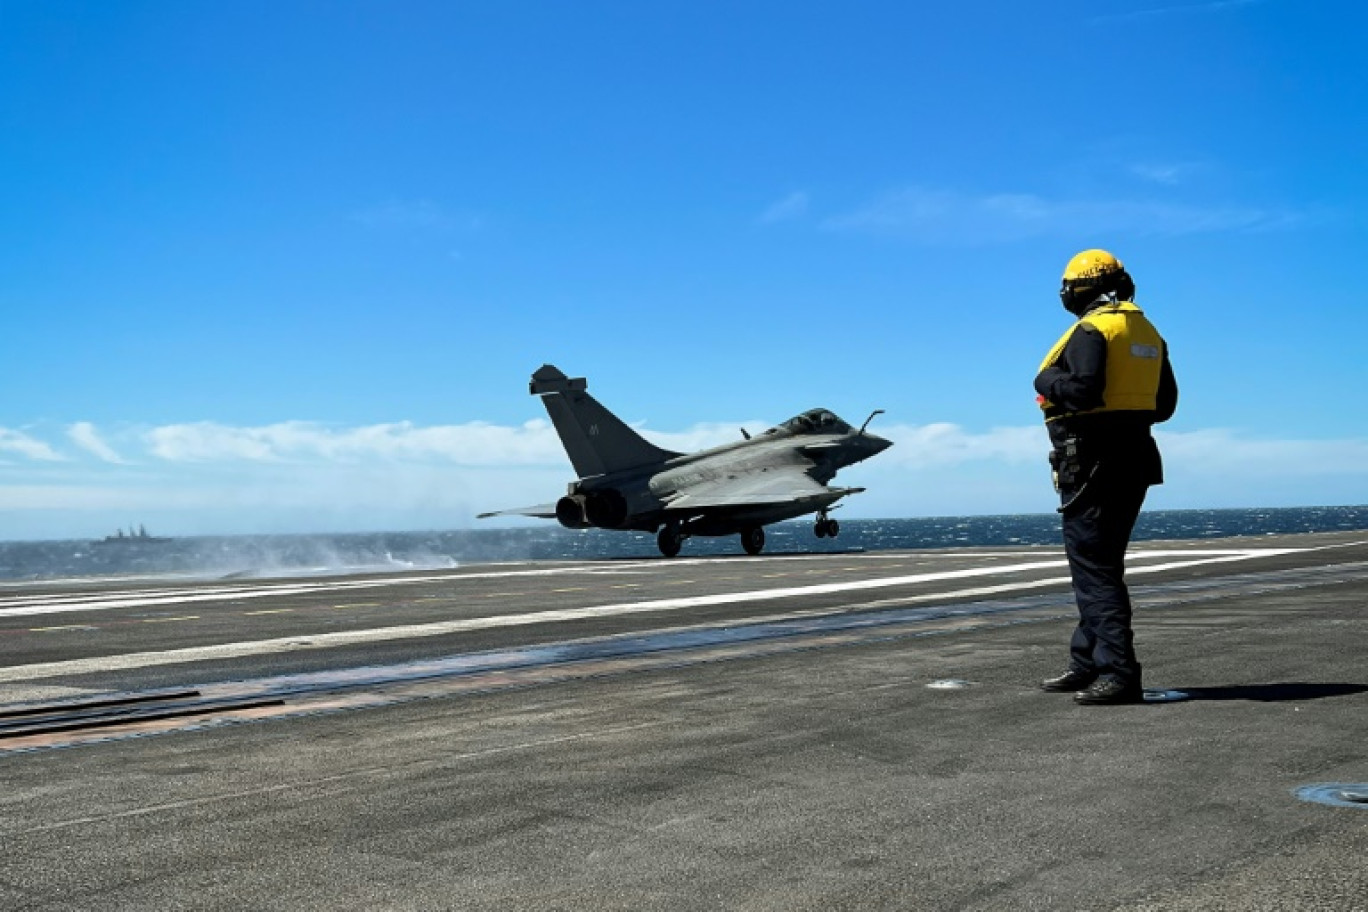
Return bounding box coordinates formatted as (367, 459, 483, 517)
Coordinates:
(1, 531, 1365, 910)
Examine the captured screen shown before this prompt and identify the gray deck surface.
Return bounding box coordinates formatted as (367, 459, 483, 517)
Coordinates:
(1, 531, 1365, 910)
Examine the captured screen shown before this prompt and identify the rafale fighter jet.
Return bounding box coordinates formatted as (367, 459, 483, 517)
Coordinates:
(478, 364, 892, 557)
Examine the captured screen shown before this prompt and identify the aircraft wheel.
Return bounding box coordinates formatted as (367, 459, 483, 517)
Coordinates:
(657, 525, 683, 558)
(814, 520, 828, 538)
(826, 519, 839, 538)
(740, 526, 765, 556)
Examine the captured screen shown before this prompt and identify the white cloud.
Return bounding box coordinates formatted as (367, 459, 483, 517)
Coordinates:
(144, 419, 566, 465)
(68, 422, 126, 463)
(824, 186, 1303, 243)
(1158, 428, 1368, 478)
(757, 191, 810, 225)
(146, 422, 280, 462)
(878, 423, 1043, 468)
(0, 428, 64, 462)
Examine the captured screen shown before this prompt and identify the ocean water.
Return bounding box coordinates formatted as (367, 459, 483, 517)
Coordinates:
(2, 506, 1366, 583)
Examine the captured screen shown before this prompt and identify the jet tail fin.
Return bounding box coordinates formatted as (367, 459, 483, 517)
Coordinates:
(531, 364, 680, 477)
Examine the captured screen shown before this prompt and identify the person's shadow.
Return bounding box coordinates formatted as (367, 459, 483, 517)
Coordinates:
(1170, 682, 1368, 702)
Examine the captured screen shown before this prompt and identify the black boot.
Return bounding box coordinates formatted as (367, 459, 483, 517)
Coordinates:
(1074, 678, 1144, 705)
(1040, 669, 1097, 692)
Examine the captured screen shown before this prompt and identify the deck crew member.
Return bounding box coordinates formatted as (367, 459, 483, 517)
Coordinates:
(1035, 249, 1178, 705)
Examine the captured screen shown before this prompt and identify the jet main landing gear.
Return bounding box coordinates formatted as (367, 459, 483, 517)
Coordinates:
(814, 509, 840, 539)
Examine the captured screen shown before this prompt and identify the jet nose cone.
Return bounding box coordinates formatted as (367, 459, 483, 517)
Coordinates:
(863, 433, 893, 457)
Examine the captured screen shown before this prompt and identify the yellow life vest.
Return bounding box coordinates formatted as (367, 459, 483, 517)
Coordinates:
(1038, 301, 1164, 422)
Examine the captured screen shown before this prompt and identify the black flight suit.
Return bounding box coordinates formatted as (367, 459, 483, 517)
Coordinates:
(1034, 301, 1178, 688)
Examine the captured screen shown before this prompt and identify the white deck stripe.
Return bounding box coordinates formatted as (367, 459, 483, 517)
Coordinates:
(0, 548, 1306, 683)
(0, 563, 686, 616)
(0, 548, 1294, 616)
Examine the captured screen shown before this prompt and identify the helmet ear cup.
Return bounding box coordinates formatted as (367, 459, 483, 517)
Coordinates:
(1060, 280, 1091, 315)
(1115, 271, 1135, 301)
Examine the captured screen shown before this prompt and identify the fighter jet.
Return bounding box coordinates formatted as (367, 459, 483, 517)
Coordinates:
(478, 364, 892, 557)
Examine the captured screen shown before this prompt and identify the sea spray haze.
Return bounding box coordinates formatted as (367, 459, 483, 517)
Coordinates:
(1, 507, 1366, 583)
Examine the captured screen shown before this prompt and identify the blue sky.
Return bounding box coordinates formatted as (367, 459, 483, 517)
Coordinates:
(2, 0, 1366, 539)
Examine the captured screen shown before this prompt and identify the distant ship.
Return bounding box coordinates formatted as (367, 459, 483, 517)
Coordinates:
(95, 525, 172, 545)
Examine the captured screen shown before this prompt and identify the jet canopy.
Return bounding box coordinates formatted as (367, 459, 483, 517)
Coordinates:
(766, 409, 852, 436)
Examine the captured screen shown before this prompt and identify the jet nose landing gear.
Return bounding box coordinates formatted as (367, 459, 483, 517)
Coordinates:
(814, 509, 840, 539)
(740, 526, 766, 556)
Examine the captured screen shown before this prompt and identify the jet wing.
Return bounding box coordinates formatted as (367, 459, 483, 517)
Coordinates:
(663, 468, 863, 511)
(476, 503, 559, 520)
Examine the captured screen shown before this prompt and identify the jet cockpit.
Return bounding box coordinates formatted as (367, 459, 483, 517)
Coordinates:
(766, 409, 852, 436)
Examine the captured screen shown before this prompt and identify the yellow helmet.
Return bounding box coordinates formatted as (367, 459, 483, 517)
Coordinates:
(1062, 248, 1125, 282)
(1059, 248, 1134, 314)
